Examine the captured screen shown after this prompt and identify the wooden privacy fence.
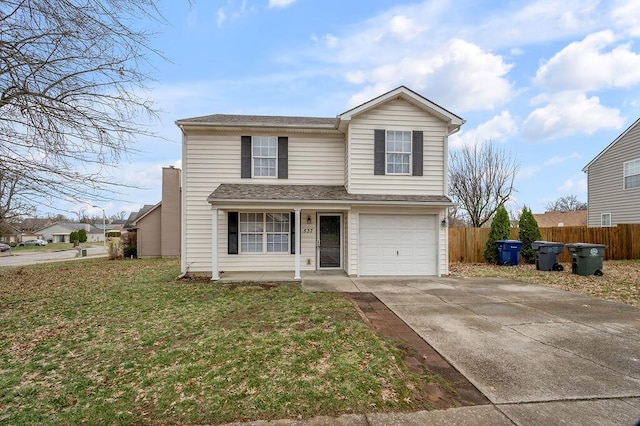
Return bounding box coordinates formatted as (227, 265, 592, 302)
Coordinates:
(449, 224, 640, 263)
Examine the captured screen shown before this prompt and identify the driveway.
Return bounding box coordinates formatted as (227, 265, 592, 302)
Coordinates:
(0, 246, 107, 267)
(303, 276, 640, 425)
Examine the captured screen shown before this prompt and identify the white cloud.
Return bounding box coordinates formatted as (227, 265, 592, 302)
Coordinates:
(449, 111, 517, 149)
(389, 15, 425, 41)
(534, 30, 640, 92)
(543, 152, 581, 166)
(216, 7, 226, 27)
(518, 165, 541, 179)
(347, 39, 513, 113)
(611, 0, 640, 36)
(557, 175, 587, 193)
(268, 0, 296, 8)
(522, 91, 624, 140)
(323, 34, 338, 48)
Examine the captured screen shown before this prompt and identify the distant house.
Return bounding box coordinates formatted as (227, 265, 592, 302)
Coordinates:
(37, 222, 104, 243)
(533, 211, 587, 228)
(583, 118, 640, 227)
(128, 166, 181, 258)
(0, 222, 21, 244)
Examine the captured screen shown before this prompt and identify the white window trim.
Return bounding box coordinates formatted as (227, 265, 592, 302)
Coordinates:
(239, 212, 290, 254)
(251, 136, 278, 178)
(623, 158, 640, 190)
(601, 213, 612, 227)
(385, 130, 412, 176)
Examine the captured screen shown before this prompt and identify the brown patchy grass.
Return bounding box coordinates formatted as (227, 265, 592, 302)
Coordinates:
(450, 260, 640, 307)
(0, 258, 434, 425)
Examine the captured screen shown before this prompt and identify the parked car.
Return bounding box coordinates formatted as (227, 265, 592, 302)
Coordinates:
(0, 243, 10, 252)
(17, 239, 48, 246)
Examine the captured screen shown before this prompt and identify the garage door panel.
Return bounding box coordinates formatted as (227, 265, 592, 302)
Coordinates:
(359, 214, 437, 276)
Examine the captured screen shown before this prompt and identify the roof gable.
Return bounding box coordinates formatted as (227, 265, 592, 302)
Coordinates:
(337, 86, 464, 134)
(583, 117, 640, 172)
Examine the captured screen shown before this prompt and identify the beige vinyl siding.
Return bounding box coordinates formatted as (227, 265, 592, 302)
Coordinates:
(587, 122, 640, 227)
(347, 99, 447, 195)
(137, 207, 162, 258)
(184, 133, 343, 272)
(348, 207, 448, 277)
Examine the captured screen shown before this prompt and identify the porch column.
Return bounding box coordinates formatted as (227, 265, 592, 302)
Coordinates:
(211, 207, 220, 281)
(294, 208, 301, 280)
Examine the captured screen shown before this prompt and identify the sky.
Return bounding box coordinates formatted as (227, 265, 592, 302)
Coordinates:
(57, 0, 640, 219)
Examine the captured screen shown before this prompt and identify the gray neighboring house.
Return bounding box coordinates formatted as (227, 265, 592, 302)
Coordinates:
(583, 117, 640, 227)
(37, 222, 104, 243)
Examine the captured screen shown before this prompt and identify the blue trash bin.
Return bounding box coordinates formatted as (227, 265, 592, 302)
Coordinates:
(495, 240, 523, 266)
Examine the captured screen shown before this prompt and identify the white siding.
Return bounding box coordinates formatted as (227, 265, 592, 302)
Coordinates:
(184, 133, 344, 272)
(346, 99, 448, 195)
(587, 122, 640, 226)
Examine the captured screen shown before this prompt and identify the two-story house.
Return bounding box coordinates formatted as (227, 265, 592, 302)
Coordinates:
(176, 86, 464, 280)
(583, 118, 640, 227)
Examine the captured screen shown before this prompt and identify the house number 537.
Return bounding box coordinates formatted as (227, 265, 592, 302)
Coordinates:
(303, 228, 313, 234)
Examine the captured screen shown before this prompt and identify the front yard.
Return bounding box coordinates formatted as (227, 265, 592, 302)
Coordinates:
(0, 259, 433, 425)
(450, 260, 640, 307)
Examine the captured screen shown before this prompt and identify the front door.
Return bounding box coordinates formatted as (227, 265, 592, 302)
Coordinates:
(318, 214, 341, 269)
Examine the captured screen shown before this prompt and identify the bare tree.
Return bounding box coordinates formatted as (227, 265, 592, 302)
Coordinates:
(449, 141, 519, 228)
(545, 195, 587, 212)
(0, 0, 164, 221)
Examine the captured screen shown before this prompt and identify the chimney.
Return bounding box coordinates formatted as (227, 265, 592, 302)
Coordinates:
(161, 166, 181, 257)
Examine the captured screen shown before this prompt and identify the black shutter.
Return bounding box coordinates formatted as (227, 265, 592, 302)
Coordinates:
(228, 212, 238, 254)
(278, 136, 288, 179)
(290, 212, 295, 254)
(374, 129, 385, 175)
(412, 130, 423, 176)
(241, 136, 251, 178)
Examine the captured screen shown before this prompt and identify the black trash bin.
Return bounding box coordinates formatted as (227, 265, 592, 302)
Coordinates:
(565, 243, 607, 276)
(531, 241, 565, 271)
(495, 240, 523, 266)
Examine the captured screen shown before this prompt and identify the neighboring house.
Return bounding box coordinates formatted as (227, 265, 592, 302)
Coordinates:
(175, 86, 464, 279)
(0, 222, 21, 244)
(583, 118, 640, 227)
(37, 222, 104, 243)
(533, 211, 587, 228)
(130, 166, 182, 258)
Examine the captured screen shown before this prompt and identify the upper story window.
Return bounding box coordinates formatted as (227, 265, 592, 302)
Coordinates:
(252, 136, 277, 177)
(386, 130, 412, 175)
(623, 158, 640, 190)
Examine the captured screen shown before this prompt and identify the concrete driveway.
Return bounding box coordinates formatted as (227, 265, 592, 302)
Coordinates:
(303, 276, 640, 425)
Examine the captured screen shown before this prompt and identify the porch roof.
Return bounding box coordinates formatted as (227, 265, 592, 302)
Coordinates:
(207, 184, 454, 206)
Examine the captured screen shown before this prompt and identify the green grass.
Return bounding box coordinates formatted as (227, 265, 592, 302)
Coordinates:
(0, 259, 429, 424)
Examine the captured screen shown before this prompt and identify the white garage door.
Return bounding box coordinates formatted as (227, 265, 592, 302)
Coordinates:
(359, 214, 437, 276)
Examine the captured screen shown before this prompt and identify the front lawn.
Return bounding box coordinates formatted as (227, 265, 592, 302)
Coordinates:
(0, 259, 430, 424)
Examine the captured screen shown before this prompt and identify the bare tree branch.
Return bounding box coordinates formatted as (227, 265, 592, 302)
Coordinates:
(449, 141, 519, 228)
(545, 195, 587, 212)
(0, 0, 166, 221)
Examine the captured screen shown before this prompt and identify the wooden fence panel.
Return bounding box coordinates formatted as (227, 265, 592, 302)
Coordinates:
(449, 224, 640, 263)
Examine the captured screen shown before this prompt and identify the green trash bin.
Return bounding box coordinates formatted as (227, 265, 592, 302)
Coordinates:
(565, 243, 607, 276)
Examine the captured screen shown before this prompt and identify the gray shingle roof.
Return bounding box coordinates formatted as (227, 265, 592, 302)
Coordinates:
(208, 184, 453, 205)
(176, 114, 337, 129)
